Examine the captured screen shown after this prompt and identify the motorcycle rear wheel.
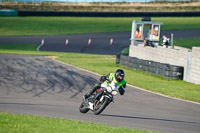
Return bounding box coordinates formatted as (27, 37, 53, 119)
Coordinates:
(94, 97, 109, 115)
(79, 101, 89, 113)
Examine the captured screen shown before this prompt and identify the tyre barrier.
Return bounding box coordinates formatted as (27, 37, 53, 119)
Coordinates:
(116, 54, 184, 80)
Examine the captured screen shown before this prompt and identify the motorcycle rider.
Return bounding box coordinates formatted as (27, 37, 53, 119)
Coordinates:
(83, 69, 126, 100)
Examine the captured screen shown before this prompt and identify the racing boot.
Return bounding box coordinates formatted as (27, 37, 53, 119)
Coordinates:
(83, 85, 100, 102)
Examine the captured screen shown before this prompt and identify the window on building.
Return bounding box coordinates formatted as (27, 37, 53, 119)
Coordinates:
(143, 24, 152, 40)
(135, 24, 142, 39)
(152, 25, 160, 40)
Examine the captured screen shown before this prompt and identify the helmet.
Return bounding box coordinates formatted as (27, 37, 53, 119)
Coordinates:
(115, 69, 125, 82)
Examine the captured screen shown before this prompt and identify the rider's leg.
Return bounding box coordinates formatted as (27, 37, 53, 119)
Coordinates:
(84, 84, 100, 99)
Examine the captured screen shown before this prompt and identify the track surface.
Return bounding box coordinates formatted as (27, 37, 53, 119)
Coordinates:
(0, 54, 200, 133)
(0, 30, 200, 55)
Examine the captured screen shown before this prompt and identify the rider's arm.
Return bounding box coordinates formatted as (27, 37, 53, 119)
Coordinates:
(119, 83, 126, 95)
(99, 73, 110, 82)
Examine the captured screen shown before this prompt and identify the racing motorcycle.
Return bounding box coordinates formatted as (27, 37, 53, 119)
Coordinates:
(79, 80, 119, 115)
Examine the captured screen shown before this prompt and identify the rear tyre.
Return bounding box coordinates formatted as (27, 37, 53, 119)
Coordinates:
(93, 97, 109, 115)
(79, 101, 89, 113)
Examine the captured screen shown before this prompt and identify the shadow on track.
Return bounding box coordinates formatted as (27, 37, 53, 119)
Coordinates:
(0, 54, 98, 98)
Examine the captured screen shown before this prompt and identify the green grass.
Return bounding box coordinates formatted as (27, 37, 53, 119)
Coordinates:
(112, 38, 200, 56)
(153, 17, 200, 30)
(0, 17, 200, 36)
(57, 54, 200, 103)
(0, 44, 37, 50)
(0, 44, 200, 103)
(0, 16, 199, 133)
(173, 38, 200, 49)
(0, 112, 155, 133)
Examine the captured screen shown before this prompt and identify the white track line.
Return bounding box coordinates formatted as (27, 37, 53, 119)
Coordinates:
(49, 57, 200, 105)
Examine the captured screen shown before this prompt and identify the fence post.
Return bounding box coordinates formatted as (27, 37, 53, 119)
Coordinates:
(186, 51, 192, 82)
(171, 33, 174, 49)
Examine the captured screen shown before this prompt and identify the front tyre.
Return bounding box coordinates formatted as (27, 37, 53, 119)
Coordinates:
(79, 101, 89, 113)
(93, 97, 109, 115)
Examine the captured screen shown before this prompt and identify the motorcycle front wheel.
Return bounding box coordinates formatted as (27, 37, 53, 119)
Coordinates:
(79, 101, 89, 113)
(93, 97, 109, 115)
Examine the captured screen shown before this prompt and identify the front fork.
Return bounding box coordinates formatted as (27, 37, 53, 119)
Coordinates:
(87, 91, 103, 111)
(88, 90, 113, 111)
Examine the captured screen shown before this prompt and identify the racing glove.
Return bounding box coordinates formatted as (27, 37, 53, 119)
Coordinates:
(99, 76, 107, 82)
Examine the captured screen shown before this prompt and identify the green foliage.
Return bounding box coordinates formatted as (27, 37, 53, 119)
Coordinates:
(121, 48, 129, 55)
(0, 113, 155, 133)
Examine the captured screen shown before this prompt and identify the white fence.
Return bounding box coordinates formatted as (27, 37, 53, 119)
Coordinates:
(129, 44, 200, 85)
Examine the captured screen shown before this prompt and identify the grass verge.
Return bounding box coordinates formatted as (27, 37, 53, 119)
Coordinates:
(0, 112, 155, 133)
(122, 38, 200, 55)
(0, 44, 200, 103)
(173, 38, 200, 49)
(0, 44, 37, 50)
(0, 17, 200, 36)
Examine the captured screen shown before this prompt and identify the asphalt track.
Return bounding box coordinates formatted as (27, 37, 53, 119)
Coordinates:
(0, 29, 200, 55)
(0, 54, 200, 133)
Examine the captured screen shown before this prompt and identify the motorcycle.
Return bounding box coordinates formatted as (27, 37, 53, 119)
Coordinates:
(79, 80, 119, 115)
